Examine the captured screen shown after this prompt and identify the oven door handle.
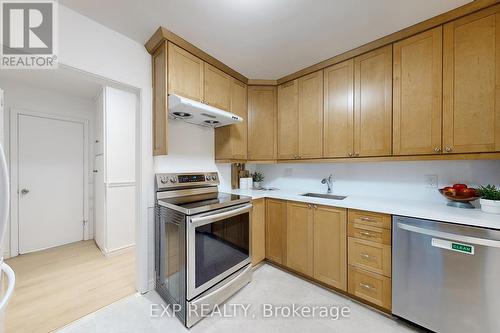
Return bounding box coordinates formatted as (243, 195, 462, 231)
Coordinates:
(190, 204, 252, 226)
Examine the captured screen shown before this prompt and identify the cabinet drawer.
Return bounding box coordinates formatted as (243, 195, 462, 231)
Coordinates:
(348, 210, 391, 229)
(348, 266, 391, 310)
(348, 237, 391, 277)
(348, 223, 391, 245)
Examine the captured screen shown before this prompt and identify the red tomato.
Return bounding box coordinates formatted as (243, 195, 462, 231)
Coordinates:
(444, 188, 457, 196)
(453, 184, 468, 190)
(457, 188, 477, 197)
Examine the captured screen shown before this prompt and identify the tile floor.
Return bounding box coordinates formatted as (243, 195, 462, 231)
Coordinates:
(57, 264, 422, 333)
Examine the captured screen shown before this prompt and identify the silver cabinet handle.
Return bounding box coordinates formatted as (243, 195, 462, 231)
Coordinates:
(396, 222, 500, 248)
(347, 152, 353, 157)
(434, 147, 442, 152)
(359, 282, 375, 291)
(360, 217, 375, 222)
(313, 204, 318, 209)
(445, 147, 453, 152)
(20, 188, 29, 195)
(354, 152, 360, 157)
(360, 231, 376, 238)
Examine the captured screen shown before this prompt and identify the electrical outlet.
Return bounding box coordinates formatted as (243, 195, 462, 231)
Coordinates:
(425, 175, 438, 188)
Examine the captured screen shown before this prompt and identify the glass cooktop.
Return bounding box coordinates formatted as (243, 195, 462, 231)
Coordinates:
(158, 192, 251, 215)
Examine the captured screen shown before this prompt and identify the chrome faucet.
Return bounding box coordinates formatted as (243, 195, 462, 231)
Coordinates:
(321, 174, 333, 194)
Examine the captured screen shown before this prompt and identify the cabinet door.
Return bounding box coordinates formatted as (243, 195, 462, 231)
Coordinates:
(323, 60, 354, 158)
(286, 202, 313, 277)
(354, 45, 393, 157)
(168, 42, 204, 102)
(443, 7, 500, 153)
(299, 70, 323, 158)
(230, 79, 248, 159)
(204, 63, 231, 111)
(152, 42, 168, 156)
(251, 198, 266, 266)
(248, 86, 277, 160)
(278, 80, 299, 159)
(393, 27, 443, 156)
(313, 206, 347, 290)
(265, 199, 287, 265)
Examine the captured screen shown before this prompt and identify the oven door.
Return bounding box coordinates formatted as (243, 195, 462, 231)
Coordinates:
(187, 203, 251, 300)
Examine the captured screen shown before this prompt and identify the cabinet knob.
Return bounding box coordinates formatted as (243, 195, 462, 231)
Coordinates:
(445, 147, 453, 152)
(354, 152, 360, 157)
(434, 147, 442, 152)
(347, 152, 353, 157)
(313, 204, 318, 209)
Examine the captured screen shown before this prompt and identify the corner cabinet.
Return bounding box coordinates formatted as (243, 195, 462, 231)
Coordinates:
(215, 79, 248, 160)
(248, 86, 277, 161)
(277, 71, 323, 160)
(443, 6, 500, 153)
(354, 45, 393, 157)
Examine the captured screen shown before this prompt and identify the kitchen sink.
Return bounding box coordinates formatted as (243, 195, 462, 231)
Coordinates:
(300, 193, 347, 200)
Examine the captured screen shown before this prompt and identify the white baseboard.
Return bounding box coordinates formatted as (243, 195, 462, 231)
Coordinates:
(102, 244, 135, 257)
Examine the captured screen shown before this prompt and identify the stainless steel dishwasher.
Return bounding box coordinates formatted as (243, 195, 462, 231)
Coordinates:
(393, 216, 500, 333)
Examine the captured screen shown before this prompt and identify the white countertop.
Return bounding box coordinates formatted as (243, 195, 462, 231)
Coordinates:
(225, 188, 500, 230)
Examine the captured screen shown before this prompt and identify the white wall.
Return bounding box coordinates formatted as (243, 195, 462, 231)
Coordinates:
(0, 79, 96, 257)
(56, 5, 151, 292)
(243, 160, 500, 204)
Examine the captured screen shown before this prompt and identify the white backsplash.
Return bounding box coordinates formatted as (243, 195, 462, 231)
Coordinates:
(219, 160, 500, 204)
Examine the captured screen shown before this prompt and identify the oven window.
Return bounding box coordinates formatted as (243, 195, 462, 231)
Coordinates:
(195, 212, 249, 288)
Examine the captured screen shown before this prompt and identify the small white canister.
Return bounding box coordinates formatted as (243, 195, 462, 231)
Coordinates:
(239, 177, 248, 189)
(246, 177, 253, 189)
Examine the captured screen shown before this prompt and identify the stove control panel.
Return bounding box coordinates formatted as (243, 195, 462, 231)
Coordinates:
(156, 172, 219, 189)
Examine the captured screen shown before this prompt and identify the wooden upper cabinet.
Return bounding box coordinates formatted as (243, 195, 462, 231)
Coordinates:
(266, 199, 287, 265)
(248, 86, 277, 160)
(299, 71, 324, 158)
(168, 42, 204, 101)
(229, 79, 248, 159)
(286, 202, 313, 277)
(214, 79, 248, 160)
(443, 7, 500, 153)
(393, 27, 443, 156)
(278, 80, 299, 159)
(152, 42, 168, 156)
(354, 45, 393, 157)
(323, 60, 354, 158)
(204, 63, 231, 111)
(313, 206, 347, 291)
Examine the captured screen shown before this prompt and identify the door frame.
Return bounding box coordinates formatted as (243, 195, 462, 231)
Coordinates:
(9, 108, 90, 256)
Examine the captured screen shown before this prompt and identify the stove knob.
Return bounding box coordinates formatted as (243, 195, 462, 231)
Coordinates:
(170, 177, 177, 183)
(205, 175, 211, 181)
(211, 175, 217, 181)
(161, 177, 168, 184)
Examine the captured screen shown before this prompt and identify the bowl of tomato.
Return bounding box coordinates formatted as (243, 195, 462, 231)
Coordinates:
(439, 184, 479, 208)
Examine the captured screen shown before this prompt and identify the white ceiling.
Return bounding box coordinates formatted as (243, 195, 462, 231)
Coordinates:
(60, 0, 472, 79)
(0, 67, 102, 100)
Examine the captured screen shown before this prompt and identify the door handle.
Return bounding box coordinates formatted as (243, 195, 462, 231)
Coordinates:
(397, 222, 500, 248)
(20, 188, 29, 195)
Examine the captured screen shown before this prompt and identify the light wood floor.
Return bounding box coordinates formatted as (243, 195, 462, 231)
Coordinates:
(4, 240, 135, 333)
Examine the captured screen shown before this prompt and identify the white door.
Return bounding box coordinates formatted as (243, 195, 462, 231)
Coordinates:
(18, 114, 85, 253)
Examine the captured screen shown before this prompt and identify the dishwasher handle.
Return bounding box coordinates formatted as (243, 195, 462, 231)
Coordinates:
(396, 222, 500, 248)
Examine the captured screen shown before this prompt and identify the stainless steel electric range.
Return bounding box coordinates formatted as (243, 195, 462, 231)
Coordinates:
(155, 172, 252, 328)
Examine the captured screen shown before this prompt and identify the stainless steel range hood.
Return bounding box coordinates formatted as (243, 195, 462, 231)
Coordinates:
(168, 94, 243, 128)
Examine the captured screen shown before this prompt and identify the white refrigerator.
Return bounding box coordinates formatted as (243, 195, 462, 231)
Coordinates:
(0, 89, 15, 332)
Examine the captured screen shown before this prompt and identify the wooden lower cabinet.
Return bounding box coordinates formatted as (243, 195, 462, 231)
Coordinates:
(265, 199, 287, 264)
(286, 202, 314, 276)
(313, 206, 347, 290)
(251, 198, 266, 266)
(348, 266, 392, 310)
